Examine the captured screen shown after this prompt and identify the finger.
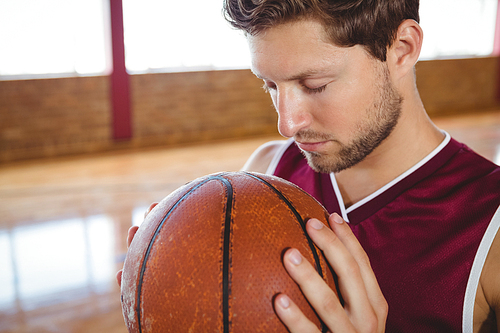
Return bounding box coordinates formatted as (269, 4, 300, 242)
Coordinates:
(329, 215, 386, 307)
(118, 227, 139, 288)
(305, 218, 378, 331)
(274, 293, 322, 333)
(117, 218, 145, 289)
(328, 214, 388, 329)
(283, 247, 355, 332)
(144, 202, 158, 218)
(127, 226, 139, 248)
(329, 214, 378, 290)
(116, 269, 123, 288)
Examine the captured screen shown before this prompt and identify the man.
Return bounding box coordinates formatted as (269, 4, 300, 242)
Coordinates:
(224, 0, 500, 331)
(118, 0, 500, 331)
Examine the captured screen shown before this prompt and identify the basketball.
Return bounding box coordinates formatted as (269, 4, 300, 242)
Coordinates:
(120, 171, 338, 332)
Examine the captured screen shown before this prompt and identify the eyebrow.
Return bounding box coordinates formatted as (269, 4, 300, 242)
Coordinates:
(252, 68, 328, 82)
(287, 69, 323, 81)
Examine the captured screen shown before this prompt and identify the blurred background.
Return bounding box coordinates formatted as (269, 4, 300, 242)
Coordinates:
(1, 0, 500, 332)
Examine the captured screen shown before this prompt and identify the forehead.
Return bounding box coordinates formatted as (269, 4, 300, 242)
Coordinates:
(247, 19, 361, 81)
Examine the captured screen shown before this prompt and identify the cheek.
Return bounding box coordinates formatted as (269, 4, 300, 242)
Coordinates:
(313, 81, 374, 133)
(344, 76, 377, 110)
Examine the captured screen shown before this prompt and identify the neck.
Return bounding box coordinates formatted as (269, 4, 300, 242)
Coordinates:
(335, 100, 444, 208)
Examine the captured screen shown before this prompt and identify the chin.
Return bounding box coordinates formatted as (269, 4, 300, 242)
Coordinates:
(304, 150, 362, 174)
(305, 152, 341, 174)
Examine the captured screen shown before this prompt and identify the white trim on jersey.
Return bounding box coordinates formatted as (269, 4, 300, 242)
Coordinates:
(340, 131, 451, 215)
(267, 132, 452, 223)
(327, 131, 450, 220)
(463, 205, 500, 333)
(329, 173, 350, 223)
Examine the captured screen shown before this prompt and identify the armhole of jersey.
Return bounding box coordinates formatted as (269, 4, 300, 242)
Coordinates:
(463, 205, 500, 333)
(265, 138, 295, 175)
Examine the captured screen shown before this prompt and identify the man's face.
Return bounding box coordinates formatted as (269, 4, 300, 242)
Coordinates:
(248, 19, 403, 173)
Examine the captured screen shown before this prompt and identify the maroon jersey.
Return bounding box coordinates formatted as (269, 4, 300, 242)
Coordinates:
(268, 133, 500, 332)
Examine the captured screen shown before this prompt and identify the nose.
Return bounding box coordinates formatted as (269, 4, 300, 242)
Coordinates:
(274, 87, 311, 138)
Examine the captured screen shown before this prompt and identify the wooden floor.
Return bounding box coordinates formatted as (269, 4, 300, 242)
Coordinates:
(0, 111, 499, 333)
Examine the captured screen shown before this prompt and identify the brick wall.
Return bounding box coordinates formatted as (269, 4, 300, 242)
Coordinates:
(0, 70, 277, 163)
(1, 57, 499, 163)
(0, 76, 111, 162)
(416, 57, 500, 116)
(131, 70, 277, 147)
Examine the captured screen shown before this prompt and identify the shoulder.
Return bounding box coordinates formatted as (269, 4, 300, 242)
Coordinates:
(475, 207, 500, 331)
(241, 140, 288, 174)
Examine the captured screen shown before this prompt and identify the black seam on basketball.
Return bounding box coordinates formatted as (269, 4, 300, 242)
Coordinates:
(135, 176, 221, 333)
(242, 173, 329, 333)
(217, 176, 234, 333)
(242, 172, 325, 278)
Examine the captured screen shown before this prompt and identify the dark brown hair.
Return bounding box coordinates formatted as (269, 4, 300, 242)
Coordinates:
(223, 0, 419, 61)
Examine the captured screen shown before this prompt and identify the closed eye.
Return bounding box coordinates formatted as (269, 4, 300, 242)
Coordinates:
(262, 81, 327, 94)
(304, 84, 327, 94)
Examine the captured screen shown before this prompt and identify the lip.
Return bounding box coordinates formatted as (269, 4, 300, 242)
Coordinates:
(296, 141, 328, 152)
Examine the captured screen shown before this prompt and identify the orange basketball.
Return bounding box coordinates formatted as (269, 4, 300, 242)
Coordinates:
(121, 172, 337, 332)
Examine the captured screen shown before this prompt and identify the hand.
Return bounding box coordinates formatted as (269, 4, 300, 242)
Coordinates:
(274, 213, 387, 332)
(116, 202, 158, 287)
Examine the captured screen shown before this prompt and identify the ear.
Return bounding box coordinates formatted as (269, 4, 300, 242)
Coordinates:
(387, 19, 423, 79)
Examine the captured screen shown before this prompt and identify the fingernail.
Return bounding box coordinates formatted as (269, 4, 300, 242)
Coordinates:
(278, 295, 290, 309)
(289, 249, 303, 265)
(332, 213, 344, 224)
(309, 218, 324, 230)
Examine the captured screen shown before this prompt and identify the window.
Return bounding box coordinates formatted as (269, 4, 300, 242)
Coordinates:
(0, 0, 108, 78)
(419, 0, 498, 60)
(122, 0, 250, 73)
(0, 0, 498, 78)
(122, 0, 499, 72)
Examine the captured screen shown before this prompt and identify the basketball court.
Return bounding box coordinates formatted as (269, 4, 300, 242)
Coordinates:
(0, 111, 499, 332)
